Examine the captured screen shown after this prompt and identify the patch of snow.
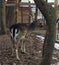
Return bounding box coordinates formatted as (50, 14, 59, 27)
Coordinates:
(36, 35, 44, 43)
(5, 0, 7, 1)
(36, 35, 59, 50)
(51, 62, 59, 65)
(56, 62, 59, 65)
(52, 57, 57, 60)
(36, 35, 44, 40)
(54, 43, 59, 50)
(13, 63, 16, 65)
(38, 51, 41, 53)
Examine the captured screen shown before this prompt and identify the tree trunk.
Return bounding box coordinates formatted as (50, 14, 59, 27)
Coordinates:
(35, 6, 38, 20)
(6, 6, 15, 27)
(34, 0, 56, 65)
(0, 0, 6, 34)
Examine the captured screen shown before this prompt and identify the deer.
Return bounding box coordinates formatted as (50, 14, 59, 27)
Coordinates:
(9, 20, 37, 60)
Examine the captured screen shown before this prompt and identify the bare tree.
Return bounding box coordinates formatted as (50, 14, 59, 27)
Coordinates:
(0, 0, 6, 34)
(35, 6, 38, 20)
(34, 0, 56, 65)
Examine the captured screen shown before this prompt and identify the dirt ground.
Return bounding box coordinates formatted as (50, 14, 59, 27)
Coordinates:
(0, 32, 59, 65)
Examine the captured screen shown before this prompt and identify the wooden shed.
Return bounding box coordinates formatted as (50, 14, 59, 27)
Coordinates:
(5, 0, 33, 27)
(17, 7, 33, 23)
(7, 0, 14, 3)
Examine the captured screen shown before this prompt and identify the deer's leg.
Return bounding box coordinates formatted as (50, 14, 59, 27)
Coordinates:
(21, 39, 26, 53)
(20, 31, 27, 53)
(23, 40, 26, 53)
(11, 44, 15, 56)
(15, 43, 20, 60)
(21, 39, 24, 52)
(11, 39, 15, 56)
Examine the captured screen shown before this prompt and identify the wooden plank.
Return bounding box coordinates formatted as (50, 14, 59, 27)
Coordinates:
(5, 3, 15, 6)
(19, 2, 35, 5)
